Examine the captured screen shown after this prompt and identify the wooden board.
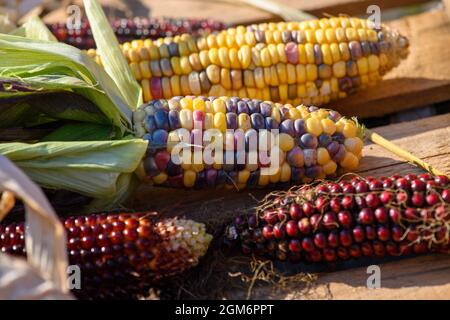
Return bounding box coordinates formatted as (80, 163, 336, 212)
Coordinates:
(130, 113, 450, 299)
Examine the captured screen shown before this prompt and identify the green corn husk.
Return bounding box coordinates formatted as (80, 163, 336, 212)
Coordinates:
(0, 5, 146, 208)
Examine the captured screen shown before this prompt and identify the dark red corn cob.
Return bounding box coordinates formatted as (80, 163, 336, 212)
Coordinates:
(49, 17, 226, 49)
(0, 212, 212, 300)
(225, 174, 450, 263)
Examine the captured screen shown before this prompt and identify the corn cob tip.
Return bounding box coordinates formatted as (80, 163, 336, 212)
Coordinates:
(156, 218, 213, 263)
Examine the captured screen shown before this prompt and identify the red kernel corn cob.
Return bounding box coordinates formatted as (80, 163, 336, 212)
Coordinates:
(0, 212, 212, 299)
(50, 17, 226, 49)
(225, 174, 450, 263)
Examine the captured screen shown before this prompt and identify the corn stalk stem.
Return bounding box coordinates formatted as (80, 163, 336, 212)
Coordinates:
(366, 129, 447, 177)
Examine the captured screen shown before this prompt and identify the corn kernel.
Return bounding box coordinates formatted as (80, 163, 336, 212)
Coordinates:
(321, 118, 336, 135)
(323, 160, 337, 175)
(153, 172, 168, 185)
(317, 147, 331, 165)
(183, 170, 196, 187)
(342, 122, 357, 138)
(344, 137, 364, 154)
(280, 162, 291, 182)
(306, 117, 323, 136)
(193, 98, 206, 112)
(340, 152, 359, 170)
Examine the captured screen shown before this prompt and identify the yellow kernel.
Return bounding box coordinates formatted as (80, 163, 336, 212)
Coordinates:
(317, 147, 331, 165)
(141, 79, 152, 102)
(296, 64, 306, 83)
(288, 108, 301, 120)
(218, 47, 230, 68)
(335, 28, 346, 42)
(229, 48, 241, 69)
(321, 118, 336, 135)
(153, 172, 168, 185)
(357, 57, 369, 75)
(208, 48, 220, 65)
(357, 28, 367, 41)
(212, 99, 226, 114)
(325, 28, 337, 42)
(245, 31, 256, 46)
(193, 98, 206, 112)
(367, 55, 380, 72)
(130, 62, 142, 80)
(323, 160, 337, 175)
(342, 122, 357, 138)
(367, 29, 378, 42)
(170, 57, 182, 75)
(332, 61, 346, 78)
(238, 170, 251, 185)
(180, 56, 192, 74)
(340, 152, 359, 170)
(260, 48, 272, 67)
(214, 112, 227, 133)
(286, 64, 296, 84)
(276, 63, 287, 83)
(268, 44, 279, 64)
(238, 45, 251, 69)
(280, 162, 291, 182)
(305, 43, 314, 64)
(278, 133, 295, 152)
(330, 43, 341, 63)
(344, 137, 364, 154)
(254, 67, 265, 89)
(306, 117, 323, 136)
(183, 170, 196, 187)
(306, 64, 318, 81)
(238, 113, 251, 131)
(199, 50, 211, 68)
(339, 43, 351, 61)
(258, 172, 270, 186)
(269, 167, 281, 184)
(170, 76, 181, 96)
(277, 43, 287, 63)
(206, 65, 221, 84)
(321, 44, 333, 65)
(345, 28, 358, 41)
(180, 97, 193, 110)
(128, 49, 140, 63)
(221, 68, 232, 90)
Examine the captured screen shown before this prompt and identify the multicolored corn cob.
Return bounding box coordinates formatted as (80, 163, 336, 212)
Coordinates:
(225, 174, 450, 262)
(50, 17, 226, 49)
(0, 212, 212, 299)
(87, 17, 409, 105)
(133, 96, 364, 189)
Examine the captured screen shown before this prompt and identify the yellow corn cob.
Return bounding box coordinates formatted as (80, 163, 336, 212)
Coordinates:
(86, 17, 409, 105)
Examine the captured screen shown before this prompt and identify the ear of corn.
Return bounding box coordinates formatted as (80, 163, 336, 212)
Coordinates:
(225, 174, 450, 262)
(87, 17, 409, 105)
(50, 17, 226, 49)
(0, 212, 212, 299)
(132, 96, 364, 189)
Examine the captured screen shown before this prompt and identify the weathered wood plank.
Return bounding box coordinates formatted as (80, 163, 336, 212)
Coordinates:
(334, 9, 450, 118)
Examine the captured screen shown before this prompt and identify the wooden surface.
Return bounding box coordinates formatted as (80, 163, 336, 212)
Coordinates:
(130, 113, 450, 300)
